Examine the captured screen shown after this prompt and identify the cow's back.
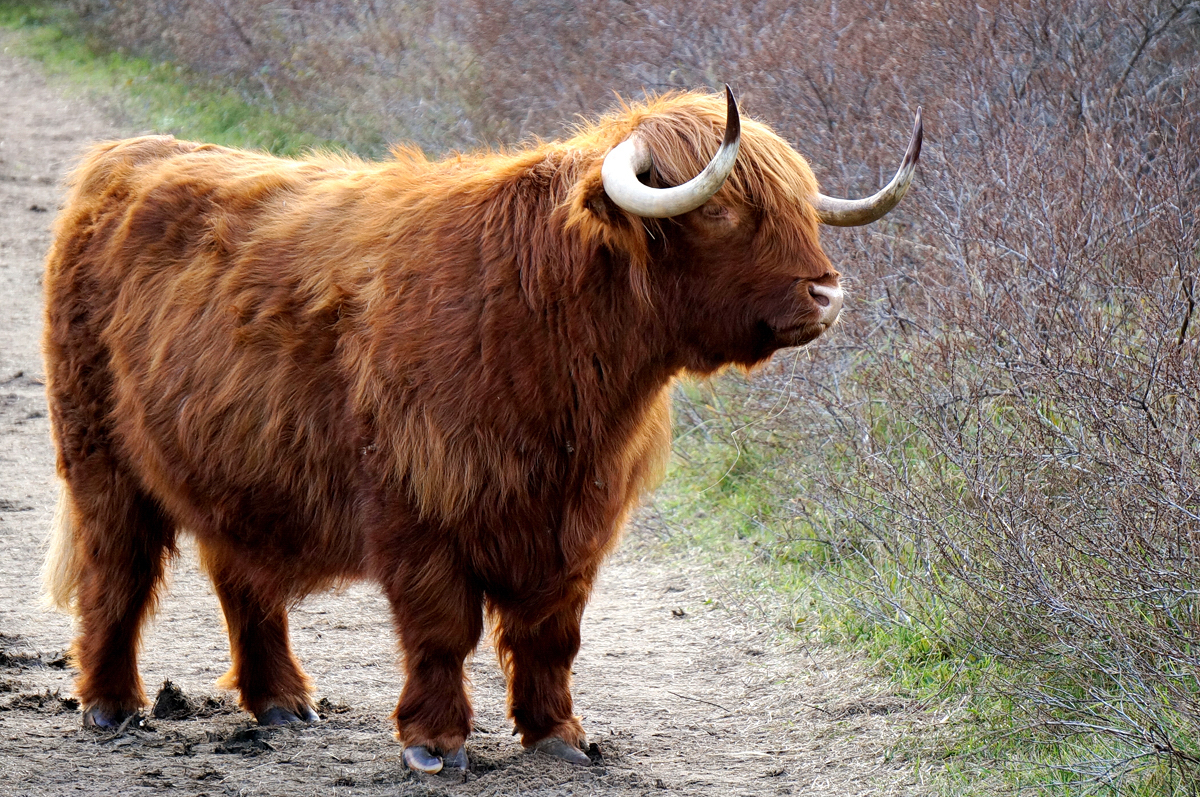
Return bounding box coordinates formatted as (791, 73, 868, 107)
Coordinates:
(43, 137, 370, 584)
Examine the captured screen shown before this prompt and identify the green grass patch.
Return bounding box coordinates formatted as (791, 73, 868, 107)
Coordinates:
(0, 2, 334, 156)
(657, 375, 1200, 796)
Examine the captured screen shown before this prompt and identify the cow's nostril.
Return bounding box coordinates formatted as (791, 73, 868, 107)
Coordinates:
(808, 283, 844, 322)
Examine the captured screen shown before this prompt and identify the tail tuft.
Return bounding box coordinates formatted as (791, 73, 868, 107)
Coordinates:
(42, 484, 82, 615)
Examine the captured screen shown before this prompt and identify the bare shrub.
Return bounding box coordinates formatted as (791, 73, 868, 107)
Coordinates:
(671, 2, 1200, 788)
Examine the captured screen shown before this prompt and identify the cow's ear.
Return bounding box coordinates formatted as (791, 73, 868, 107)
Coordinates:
(565, 164, 653, 303)
(581, 174, 622, 226)
(567, 165, 648, 250)
(568, 164, 616, 225)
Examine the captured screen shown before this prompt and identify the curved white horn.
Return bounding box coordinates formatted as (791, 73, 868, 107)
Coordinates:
(813, 108, 923, 227)
(601, 85, 742, 218)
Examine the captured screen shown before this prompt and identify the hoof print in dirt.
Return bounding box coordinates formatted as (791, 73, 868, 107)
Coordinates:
(152, 680, 196, 720)
(212, 727, 278, 756)
(195, 695, 239, 718)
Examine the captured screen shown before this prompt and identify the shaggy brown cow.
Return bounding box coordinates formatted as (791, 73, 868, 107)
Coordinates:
(42, 88, 920, 772)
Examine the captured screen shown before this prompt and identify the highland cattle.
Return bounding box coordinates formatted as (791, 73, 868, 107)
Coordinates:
(42, 87, 920, 772)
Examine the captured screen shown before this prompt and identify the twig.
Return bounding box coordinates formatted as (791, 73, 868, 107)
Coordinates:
(665, 690, 731, 713)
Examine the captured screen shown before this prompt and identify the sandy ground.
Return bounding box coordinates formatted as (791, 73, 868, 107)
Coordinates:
(0, 35, 928, 796)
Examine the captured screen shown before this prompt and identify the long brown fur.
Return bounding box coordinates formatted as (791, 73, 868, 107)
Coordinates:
(42, 91, 838, 753)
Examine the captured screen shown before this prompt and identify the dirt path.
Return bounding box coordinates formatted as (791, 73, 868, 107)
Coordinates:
(0, 37, 926, 796)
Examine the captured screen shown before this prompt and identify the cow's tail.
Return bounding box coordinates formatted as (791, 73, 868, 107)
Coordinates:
(42, 483, 82, 615)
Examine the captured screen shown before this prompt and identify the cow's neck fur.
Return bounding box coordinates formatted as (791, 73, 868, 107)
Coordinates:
(346, 146, 679, 547)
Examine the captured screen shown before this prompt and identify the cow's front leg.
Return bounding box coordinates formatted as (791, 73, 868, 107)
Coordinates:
(492, 585, 591, 766)
(383, 547, 483, 774)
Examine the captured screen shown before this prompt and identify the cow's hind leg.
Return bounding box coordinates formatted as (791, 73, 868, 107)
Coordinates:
(492, 585, 591, 765)
(68, 474, 176, 729)
(202, 550, 317, 725)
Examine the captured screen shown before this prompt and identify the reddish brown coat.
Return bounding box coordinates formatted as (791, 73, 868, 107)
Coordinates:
(42, 91, 837, 754)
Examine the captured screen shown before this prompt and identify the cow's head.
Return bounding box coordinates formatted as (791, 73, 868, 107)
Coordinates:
(569, 88, 921, 373)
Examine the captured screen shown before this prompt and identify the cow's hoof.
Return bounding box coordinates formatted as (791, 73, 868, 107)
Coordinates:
(402, 744, 467, 775)
(256, 704, 319, 726)
(533, 735, 591, 766)
(441, 745, 469, 772)
(81, 705, 133, 730)
(403, 745, 444, 774)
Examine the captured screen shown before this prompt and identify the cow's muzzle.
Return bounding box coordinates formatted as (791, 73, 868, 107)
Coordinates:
(809, 283, 844, 327)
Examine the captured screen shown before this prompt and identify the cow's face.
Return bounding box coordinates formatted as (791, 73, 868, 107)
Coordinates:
(589, 88, 920, 373)
(659, 195, 842, 372)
